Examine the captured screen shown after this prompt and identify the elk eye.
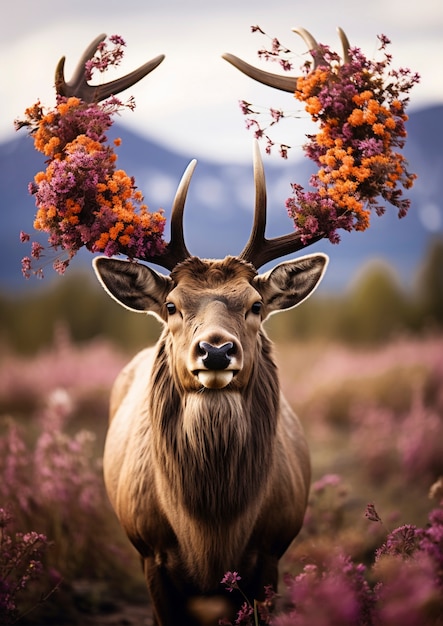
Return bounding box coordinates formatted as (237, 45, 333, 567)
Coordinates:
(251, 301, 262, 315)
(166, 302, 177, 315)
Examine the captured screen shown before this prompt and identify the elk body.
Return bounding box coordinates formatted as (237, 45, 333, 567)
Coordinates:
(95, 253, 326, 626)
(93, 150, 328, 626)
(55, 29, 337, 626)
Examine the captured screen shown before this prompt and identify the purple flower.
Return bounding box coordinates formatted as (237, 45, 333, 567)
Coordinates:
(0, 510, 51, 622)
(312, 473, 342, 493)
(221, 571, 242, 592)
(376, 524, 420, 560)
(235, 601, 253, 624)
(19, 231, 30, 243)
(239, 100, 253, 115)
(31, 241, 44, 259)
(275, 554, 373, 626)
(84, 35, 127, 81)
(365, 503, 382, 523)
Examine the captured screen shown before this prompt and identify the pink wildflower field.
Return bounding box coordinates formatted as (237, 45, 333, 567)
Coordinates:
(0, 331, 442, 624)
(4, 25, 442, 626)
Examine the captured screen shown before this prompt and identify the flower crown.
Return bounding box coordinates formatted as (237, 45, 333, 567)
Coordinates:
(17, 31, 419, 278)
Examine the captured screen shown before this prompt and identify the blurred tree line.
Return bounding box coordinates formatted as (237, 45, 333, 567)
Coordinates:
(267, 238, 443, 345)
(0, 270, 163, 355)
(1, 239, 442, 355)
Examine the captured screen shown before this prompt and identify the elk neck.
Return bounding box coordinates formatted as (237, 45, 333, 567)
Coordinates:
(148, 329, 280, 523)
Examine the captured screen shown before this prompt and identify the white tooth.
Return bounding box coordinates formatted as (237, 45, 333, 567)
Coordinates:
(197, 371, 234, 389)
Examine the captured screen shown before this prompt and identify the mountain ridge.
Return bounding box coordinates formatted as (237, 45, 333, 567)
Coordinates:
(1, 104, 442, 293)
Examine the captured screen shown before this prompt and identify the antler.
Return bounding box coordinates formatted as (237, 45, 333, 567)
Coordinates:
(147, 160, 196, 271)
(55, 33, 165, 103)
(224, 27, 352, 267)
(53, 34, 195, 272)
(147, 145, 321, 272)
(53, 33, 192, 271)
(222, 27, 350, 93)
(239, 142, 322, 269)
(145, 144, 322, 272)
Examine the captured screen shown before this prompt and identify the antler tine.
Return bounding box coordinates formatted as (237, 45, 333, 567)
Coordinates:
(222, 53, 296, 93)
(337, 26, 351, 64)
(240, 142, 322, 269)
(55, 33, 165, 103)
(93, 55, 165, 102)
(291, 26, 320, 56)
(239, 141, 268, 261)
(148, 161, 196, 271)
(55, 33, 107, 98)
(222, 26, 350, 93)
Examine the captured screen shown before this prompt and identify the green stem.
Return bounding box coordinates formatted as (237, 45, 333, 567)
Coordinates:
(253, 599, 260, 626)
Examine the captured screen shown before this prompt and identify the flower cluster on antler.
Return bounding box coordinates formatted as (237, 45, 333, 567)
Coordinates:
(17, 29, 420, 278)
(236, 28, 420, 244)
(16, 36, 166, 278)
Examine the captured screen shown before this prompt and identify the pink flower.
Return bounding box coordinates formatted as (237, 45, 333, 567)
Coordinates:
(221, 571, 242, 592)
(19, 231, 30, 243)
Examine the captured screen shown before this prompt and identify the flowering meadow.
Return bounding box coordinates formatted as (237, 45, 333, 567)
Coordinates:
(5, 24, 441, 626)
(0, 329, 442, 624)
(0, 332, 147, 624)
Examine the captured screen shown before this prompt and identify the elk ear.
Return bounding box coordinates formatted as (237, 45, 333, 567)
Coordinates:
(93, 257, 172, 318)
(255, 253, 329, 316)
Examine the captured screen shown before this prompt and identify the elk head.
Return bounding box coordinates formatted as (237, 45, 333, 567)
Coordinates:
(93, 139, 328, 392)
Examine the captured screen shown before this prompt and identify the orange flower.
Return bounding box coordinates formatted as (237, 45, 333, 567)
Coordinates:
(118, 234, 131, 246)
(305, 96, 322, 116)
(109, 222, 124, 240)
(363, 110, 377, 125)
(34, 171, 47, 184)
(57, 97, 81, 115)
(384, 116, 396, 130)
(348, 109, 364, 126)
(372, 123, 385, 136)
(46, 206, 57, 219)
(95, 232, 110, 251)
(352, 90, 373, 106)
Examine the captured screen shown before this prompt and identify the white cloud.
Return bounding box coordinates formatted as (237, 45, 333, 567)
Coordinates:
(193, 176, 227, 211)
(142, 171, 178, 206)
(1, 0, 442, 163)
(419, 203, 442, 232)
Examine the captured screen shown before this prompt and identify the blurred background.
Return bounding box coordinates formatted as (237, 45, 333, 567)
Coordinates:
(1, 0, 442, 333)
(0, 1, 442, 624)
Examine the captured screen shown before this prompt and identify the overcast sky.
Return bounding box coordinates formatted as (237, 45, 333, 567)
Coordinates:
(2, 0, 442, 163)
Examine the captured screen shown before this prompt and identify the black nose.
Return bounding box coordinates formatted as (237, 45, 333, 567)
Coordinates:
(199, 341, 234, 370)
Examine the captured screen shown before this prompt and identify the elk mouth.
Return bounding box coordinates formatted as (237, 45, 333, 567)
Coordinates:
(193, 369, 238, 389)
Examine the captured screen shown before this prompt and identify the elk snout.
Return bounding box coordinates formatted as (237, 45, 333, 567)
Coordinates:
(199, 341, 235, 371)
(191, 336, 242, 389)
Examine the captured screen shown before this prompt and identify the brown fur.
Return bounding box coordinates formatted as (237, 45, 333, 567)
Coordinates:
(96, 256, 325, 626)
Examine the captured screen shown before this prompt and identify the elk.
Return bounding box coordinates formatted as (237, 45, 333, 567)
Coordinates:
(54, 30, 343, 625)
